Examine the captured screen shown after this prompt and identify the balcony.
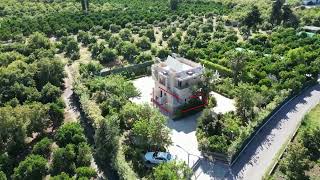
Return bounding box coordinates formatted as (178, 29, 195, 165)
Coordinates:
(175, 80, 190, 90)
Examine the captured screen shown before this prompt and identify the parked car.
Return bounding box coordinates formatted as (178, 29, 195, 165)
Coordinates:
(144, 151, 172, 164)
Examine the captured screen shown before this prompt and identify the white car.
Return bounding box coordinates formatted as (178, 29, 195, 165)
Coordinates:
(144, 151, 172, 164)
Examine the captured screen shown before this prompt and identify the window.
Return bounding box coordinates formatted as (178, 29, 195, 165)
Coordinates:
(178, 80, 182, 87)
(159, 77, 166, 86)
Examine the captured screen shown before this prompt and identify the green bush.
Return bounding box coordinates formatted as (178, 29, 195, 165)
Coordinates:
(0, 171, 6, 180)
(173, 98, 204, 120)
(135, 53, 152, 64)
(49, 172, 72, 180)
(55, 122, 86, 147)
(156, 48, 171, 59)
(50, 145, 76, 176)
(136, 36, 151, 50)
(75, 167, 97, 179)
(13, 155, 48, 180)
(200, 60, 232, 77)
(32, 137, 53, 158)
(112, 136, 138, 180)
(98, 48, 117, 64)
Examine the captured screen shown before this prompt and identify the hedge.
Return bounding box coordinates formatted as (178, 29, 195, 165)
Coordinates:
(100, 60, 153, 79)
(200, 60, 232, 77)
(113, 136, 139, 180)
(73, 79, 138, 179)
(173, 98, 205, 120)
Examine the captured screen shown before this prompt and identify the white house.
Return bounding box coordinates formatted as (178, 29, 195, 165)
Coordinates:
(302, 26, 320, 33)
(151, 54, 204, 113)
(302, 0, 320, 5)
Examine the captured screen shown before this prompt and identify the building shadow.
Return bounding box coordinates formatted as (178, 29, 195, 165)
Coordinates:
(166, 112, 201, 134)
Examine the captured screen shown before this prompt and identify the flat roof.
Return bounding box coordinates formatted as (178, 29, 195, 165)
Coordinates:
(302, 26, 320, 31)
(162, 56, 194, 72)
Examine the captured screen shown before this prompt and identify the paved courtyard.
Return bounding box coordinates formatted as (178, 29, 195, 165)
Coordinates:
(132, 76, 235, 179)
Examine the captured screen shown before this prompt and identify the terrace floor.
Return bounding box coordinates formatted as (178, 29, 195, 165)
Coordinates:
(131, 76, 235, 179)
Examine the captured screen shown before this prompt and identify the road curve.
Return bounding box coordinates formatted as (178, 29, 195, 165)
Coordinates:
(225, 82, 320, 180)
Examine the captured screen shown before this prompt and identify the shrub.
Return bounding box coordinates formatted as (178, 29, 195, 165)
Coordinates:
(110, 24, 121, 33)
(55, 122, 86, 147)
(119, 28, 132, 41)
(200, 60, 232, 77)
(108, 35, 122, 48)
(156, 48, 170, 59)
(162, 28, 172, 39)
(99, 30, 112, 41)
(51, 145, 76, 176)
(135, 53, 152, 64)
(167, 36, 180, 52)
(28, 32, 51, 50)
(145, 29, 155, 42)
(32, 137, 53, 158)
(118, 42, 139, 62)
(65, 38, 80, 60)
(98, 48, 117, 64)
(49, 172, 72, 180)
(13, 155, 48, 180)
(41, 83, 62, 103)
(75, 167, 97, 179)
(153, 161, 192, 180)
(0, 171, 6, 180)
(136, 36, 151, 50)
(77, 31, 96, 46)
(173, 98, 204, 119)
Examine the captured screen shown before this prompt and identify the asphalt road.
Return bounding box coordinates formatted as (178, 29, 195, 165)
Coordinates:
(225, 82, 320, 180)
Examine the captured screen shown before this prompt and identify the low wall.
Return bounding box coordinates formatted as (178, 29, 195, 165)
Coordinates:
(100, 61, 153, 78)
(203, 151, 230, 164)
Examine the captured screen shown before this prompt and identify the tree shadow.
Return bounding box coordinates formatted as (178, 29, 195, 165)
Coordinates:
(69, 92, 119, 180)
(227, 84, 320, 179)
(192, 157, 230, 179)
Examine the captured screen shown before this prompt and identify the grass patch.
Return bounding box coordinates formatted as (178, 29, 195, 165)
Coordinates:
(300, 104, 320, 130)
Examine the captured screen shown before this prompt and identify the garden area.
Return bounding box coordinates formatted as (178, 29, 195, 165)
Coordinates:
(1, 0, 320, 179)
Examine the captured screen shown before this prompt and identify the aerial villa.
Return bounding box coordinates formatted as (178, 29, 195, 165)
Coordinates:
(302, 26, 320, 34)
(151, 54, 204, 114)
(302, 0, 320, 5)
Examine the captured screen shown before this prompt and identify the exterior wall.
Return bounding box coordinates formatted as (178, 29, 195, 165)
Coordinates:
(303, 0, 320, 5)
(151, 62, 203, 113)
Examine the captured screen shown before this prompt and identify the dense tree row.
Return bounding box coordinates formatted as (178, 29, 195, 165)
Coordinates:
(0, 29, 98, 179)
(0, 0, 228, 41)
